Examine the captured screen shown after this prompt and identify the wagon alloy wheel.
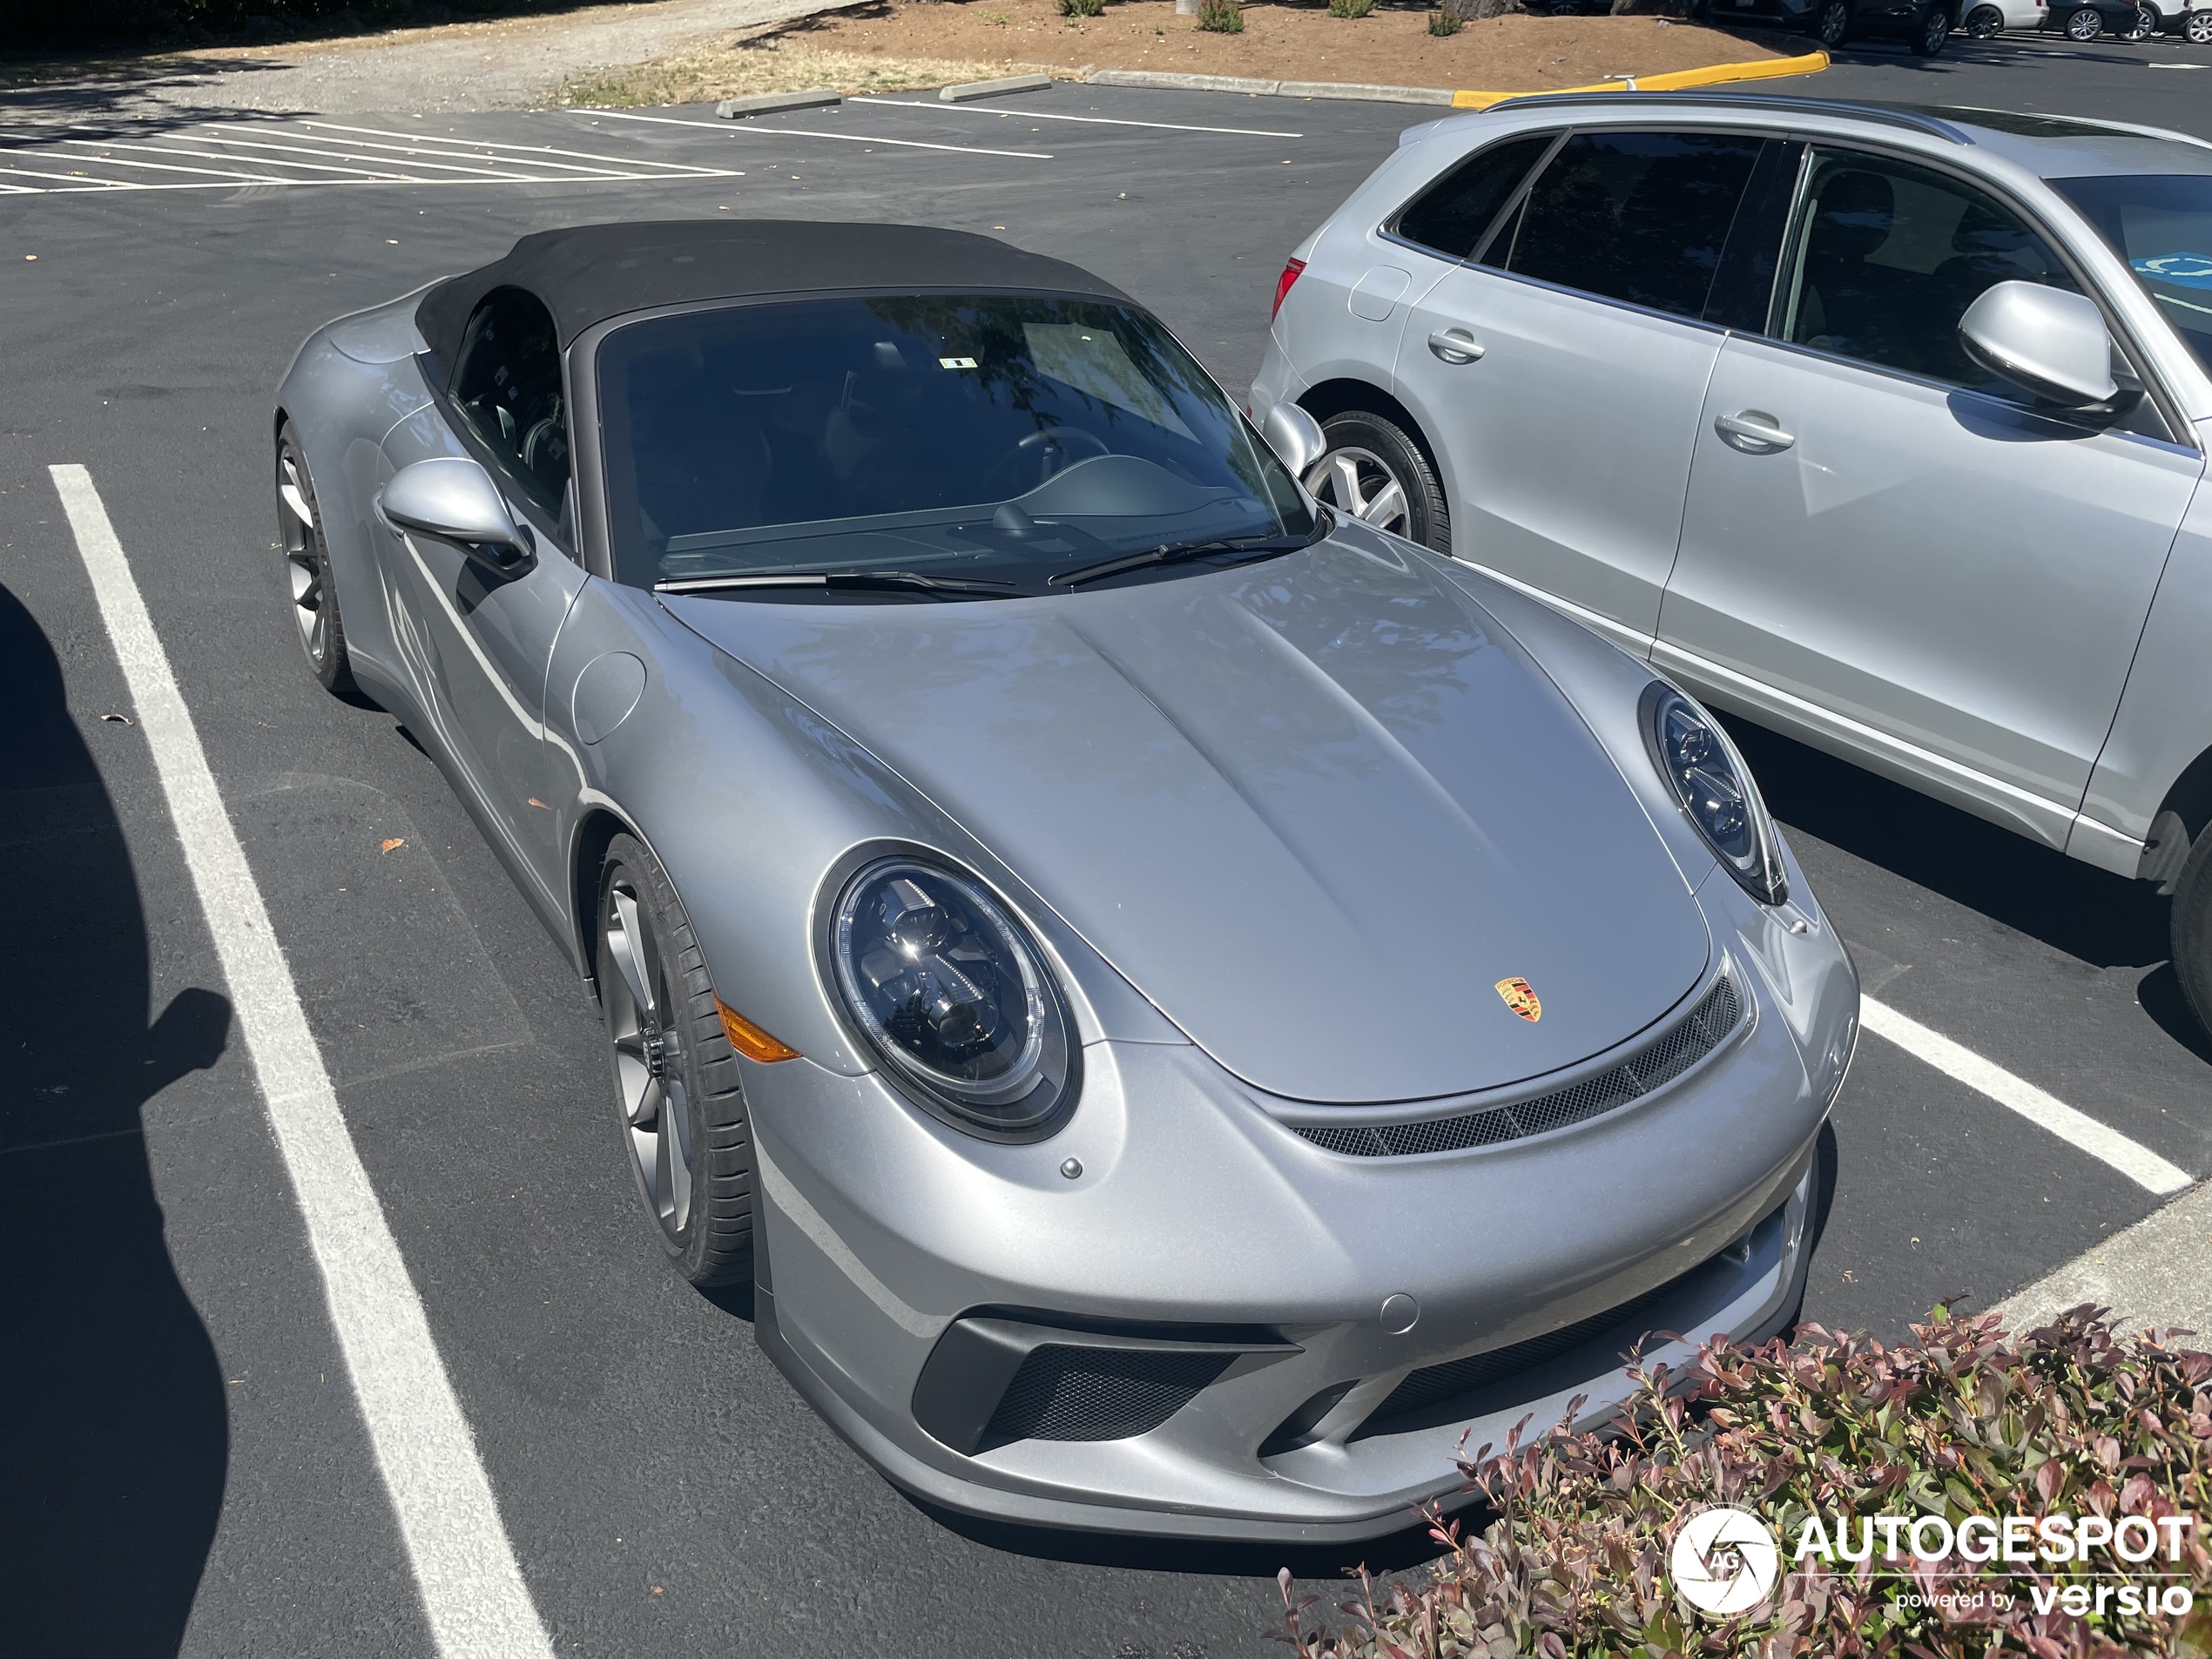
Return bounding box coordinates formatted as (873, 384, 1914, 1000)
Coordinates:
(1303, 410, 1451, 554)
(1814, 0, 1852, 44)
(1964, 2, 2003, 32)
(275, 420, 359, 698)
(2066, 3, 2104, 35)
(595, 833, 758, 1286)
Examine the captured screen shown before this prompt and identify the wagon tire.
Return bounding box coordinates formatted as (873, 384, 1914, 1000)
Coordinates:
(1303, 410, 1452, 556)
(276, 421, 362, 701)
(596, 833, 757, 1287)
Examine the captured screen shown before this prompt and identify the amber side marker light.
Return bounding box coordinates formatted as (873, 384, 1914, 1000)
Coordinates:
(716, 997, 803, 1062)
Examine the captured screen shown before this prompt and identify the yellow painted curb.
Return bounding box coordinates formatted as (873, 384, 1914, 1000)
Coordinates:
(1451, 48, 1829, 111)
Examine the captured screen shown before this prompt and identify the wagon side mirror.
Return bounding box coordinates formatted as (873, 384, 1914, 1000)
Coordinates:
(1959, 280, 2119, 409)
(1261, 401, 1326, 477)
(378, 456, 535, 570)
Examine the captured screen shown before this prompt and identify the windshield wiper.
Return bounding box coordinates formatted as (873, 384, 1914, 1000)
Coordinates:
(1048, 521, 1326, 590)
(656, 570, 1018, 597)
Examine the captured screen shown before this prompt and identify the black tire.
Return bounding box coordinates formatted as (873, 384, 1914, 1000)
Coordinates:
(595, 833, 756, 1287)
(2124, 2, 2159, 35)
(2170, 828, 2212, 1042)
(1304, 409, 1452, 556)
(1911, 2, 1953, 50)
(2188, 9, 2212, 42)
(275, 421, 361, 700)
(1812, 0, 1853, 45)
(1964, 2, 2003, 32)
(2064, 3, 2104, 36)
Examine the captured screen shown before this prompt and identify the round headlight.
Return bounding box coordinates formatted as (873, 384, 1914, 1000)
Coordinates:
(829, 856, 1078, 1140)
(1641, 683, 1788, 907)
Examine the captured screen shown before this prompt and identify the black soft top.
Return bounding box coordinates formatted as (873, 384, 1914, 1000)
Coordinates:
(415, 219, 1131, 370)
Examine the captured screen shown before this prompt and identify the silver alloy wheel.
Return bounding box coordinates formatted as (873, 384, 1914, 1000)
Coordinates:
(2190, 8, 2212, 39)
(2066, 3, 2103, 34)
(602, 867, 694, 1241)
(1918, 4, 1952, 47)
(2125, 2, 2158, 33)
(1965, 2, 2002, 31)
(1305, 446, 1411, 536)
(277, 449, 330, 670)
(1815, 0, 1851, 43)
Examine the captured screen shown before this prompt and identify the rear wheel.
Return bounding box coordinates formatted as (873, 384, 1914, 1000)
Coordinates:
(1303, 410, 1450, 555)
(275, 421, 360, 699)
(1812, 0, 1853, 45)
(1964, 2, 2004, 32)
(597, 833, 756, 1287)
(2189, 9, 2212, 40)
(1910, 3, 1953, 51)
(2065, 4, 2105, 37)
(2124, 2, 2159, 35)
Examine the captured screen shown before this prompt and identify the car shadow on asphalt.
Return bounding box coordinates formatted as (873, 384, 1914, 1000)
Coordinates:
(0, 582, 233, 1653)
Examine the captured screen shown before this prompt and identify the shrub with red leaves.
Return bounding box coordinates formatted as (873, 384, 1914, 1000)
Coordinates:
(1273, 1306, 2212, 1658)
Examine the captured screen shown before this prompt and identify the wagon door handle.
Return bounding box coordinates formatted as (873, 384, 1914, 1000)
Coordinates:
(1715, 408, 1795, 450)
(1426, 328, 1485, 365)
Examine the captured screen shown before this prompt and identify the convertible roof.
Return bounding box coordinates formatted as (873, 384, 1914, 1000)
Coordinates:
(415, 219, 1131, 369)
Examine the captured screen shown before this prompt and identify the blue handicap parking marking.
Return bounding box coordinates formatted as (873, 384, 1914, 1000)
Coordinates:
(2132, 253, 2212, 290)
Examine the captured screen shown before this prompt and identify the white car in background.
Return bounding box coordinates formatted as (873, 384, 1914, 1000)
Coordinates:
(1250, 92, 2212, 1033)
(1961, 0, 2045, 34)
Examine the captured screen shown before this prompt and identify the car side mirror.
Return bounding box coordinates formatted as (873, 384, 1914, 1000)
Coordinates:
(378, 456, 535, 570)
(1959, 280, 2119, 409)
(1261, 401, 1326, 478)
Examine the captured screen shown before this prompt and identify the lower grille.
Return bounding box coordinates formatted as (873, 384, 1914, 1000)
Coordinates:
(1294, 974, 1741, 1159)
(984, 1345, 1233, 1444)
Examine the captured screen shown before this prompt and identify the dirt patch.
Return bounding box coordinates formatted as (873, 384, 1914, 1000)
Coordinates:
(763, 0, 1791, 95)
(562, 38, 1018, 103)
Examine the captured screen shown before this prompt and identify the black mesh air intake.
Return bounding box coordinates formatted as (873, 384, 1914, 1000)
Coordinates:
(983, 1345, 1232, 1444)
(1294, 974, 1741, 1159)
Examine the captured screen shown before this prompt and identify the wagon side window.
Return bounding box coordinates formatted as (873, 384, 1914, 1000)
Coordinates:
(451, 287, 571, 527)
(1393, 132, 1559, 263)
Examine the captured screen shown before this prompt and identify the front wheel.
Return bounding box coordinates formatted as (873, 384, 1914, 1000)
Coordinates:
(2064, 4, 2105, 37)
(1911, 3, 1953, 51)
(2188, 9, 2212, 41)
(597, 833, 757, 1287)
(1302, 410, 1451, 554)
(275, 421, 361, 699)
(2124, 3, 2159, 36)
(1812, 0, 1853, 45)
(1964, 2, 2003, 31)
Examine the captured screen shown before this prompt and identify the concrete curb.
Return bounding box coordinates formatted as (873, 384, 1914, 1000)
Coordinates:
(941, 71, 1054, 102)
(1083, 51, 1828, 110)
(716, 86, 840, 118)
(1085, 69, 1453, 105)
(1993, 1180, 2212, 1339)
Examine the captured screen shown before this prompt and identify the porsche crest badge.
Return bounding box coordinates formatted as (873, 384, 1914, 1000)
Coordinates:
(1494, 977, 1541, 1023)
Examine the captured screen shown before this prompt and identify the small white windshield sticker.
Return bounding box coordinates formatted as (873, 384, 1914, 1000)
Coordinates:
(939, 355, 978, 369)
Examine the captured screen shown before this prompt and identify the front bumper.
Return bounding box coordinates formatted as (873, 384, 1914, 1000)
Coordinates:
(744, 865, 1853, 1542)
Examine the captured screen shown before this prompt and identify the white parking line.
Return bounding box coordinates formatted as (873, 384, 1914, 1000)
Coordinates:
(48, 464, 554, 1659)
(1862, 997, 2192, 1195)
(848, 96, 1303, 138)
(289, 118, 739, 176)
(579, 105, 1054, 159)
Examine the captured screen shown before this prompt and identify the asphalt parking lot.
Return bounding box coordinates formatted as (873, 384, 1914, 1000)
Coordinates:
(3, 36, 2210, 1657)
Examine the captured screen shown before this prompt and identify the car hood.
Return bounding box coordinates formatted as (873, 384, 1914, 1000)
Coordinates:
(664, 536, 1710, 1103)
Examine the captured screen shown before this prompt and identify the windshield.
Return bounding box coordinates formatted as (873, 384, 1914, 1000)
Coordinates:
(2053, 172, 2212, 375)
(595, 293, 1314, 594)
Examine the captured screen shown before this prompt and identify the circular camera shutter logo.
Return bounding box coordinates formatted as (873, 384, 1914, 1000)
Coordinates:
(1670, 1506, 1780, 1616)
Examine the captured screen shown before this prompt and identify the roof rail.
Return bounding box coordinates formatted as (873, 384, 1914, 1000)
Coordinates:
(1480, 90, 1977, 146)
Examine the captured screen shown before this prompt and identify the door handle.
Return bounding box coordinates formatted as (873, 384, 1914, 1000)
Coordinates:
(1715, 409, 1794, 450)
(1426, 328, 1485, 365)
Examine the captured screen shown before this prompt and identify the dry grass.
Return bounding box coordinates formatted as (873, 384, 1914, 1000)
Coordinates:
(556, 39, 1052, 106)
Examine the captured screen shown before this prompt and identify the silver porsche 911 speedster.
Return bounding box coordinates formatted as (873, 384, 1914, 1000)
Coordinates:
(273, 219, 1858, 1542)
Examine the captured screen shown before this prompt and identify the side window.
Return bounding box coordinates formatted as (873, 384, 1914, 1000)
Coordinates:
(1777, 149, 2080, 390)
(450, 287, 570, 527)
(1487, 130, 1764, 320)
(1393, 132, 1557, 262)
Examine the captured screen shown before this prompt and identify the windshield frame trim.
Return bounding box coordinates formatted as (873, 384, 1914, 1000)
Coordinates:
(566, 281, 1156, 584)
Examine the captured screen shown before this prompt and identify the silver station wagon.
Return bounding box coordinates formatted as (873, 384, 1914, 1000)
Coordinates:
(1254, 95, 2212, 1032)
